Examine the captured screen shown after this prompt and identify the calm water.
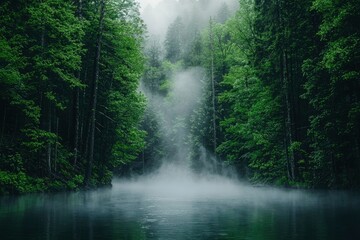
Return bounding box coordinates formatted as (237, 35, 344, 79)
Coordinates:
(1, 177, 360, 240)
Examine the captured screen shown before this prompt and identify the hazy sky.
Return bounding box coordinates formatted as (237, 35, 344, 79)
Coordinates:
(137, 0, 163, 11)
(138, 0, 238, 40)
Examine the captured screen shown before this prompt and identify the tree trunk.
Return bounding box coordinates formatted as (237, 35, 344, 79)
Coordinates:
(209, 18, 217, 158)
(54, 117, 59, 172)
(84, 0, 105, 186)
(284, 116, 292, 180)
(142, 150, 145, 174)
(1, 105, 6, 144)
(11, 111, 18, 143)
(76, 0, 83, 18)
(47, 102, 52, 174)
(283, 50, 296, 181)
(277, 0, 296, 181)
(355, 138, 360, 172)
(79, 67, 88, 155)
(73, 86, 80, 165)
(72, 0, 83, 166)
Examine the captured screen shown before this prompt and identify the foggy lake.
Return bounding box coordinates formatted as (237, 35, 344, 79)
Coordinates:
(1, 0, 360, 239)
(1, 166, 360, 240)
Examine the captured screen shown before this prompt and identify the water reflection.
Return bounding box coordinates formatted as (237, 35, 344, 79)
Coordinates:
(1, 180, 360, 240)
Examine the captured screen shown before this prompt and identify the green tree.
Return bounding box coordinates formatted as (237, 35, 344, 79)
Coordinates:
(164, 17, 185, 63)
(0, 0, 146, 193)
(302, 0, 360, 187)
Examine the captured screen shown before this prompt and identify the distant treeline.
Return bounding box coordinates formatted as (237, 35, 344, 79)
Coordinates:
(139, 0, 360, 188)
(0, 0, 145, 194)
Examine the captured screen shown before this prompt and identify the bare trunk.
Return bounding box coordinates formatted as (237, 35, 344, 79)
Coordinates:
(47, 102, 52, 174)
(73, 83, 80, 165)
(283, 50, 296, 181)
(284, 116, 292, 180)
(73, 0, 83, 166)
(209, 18, 217, 158)
(355, 138, 360, 171)
(40, 26, 53, 175)
(79, 68, 88, 155)
(85, 0, 105, 186)
(11, 112, 18, 143)
(142, 150, 145, 174)
(353, 89, 360, 170)
(277, 0, 296, 181)
(330, 151, 336, 183)
(54, 117, 59, 172)
(1, 105, 6, 144)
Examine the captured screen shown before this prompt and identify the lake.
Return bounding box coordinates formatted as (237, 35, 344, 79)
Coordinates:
(1, 173, 360, 240)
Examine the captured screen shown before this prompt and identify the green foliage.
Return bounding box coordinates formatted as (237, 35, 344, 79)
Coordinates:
(0, 170, 46, 194)
(165, 17, 185, 63)
(21, 127, 57, 152)
(300, 0, 360, 187)
(0, 152, 24, 173)
(0, 0, 146, 194)
(1, 0, 359, 193)
(66, 175, 84, 190)
(190, 0, 360, 188)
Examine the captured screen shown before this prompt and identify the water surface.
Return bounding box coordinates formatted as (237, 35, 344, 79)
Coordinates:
(1, 175, 360, 240)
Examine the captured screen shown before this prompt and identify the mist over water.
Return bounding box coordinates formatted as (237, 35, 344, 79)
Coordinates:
(2, 176, 360, 240)
(140, 66, 217, 176)
(133, 1, 329, 205)
(134, 0, 246, 198)
(137, 57, 242, 199)
(137, 58, 265, 202)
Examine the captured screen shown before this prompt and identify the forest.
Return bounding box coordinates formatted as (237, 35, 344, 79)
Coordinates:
(1, 0, 360, 194)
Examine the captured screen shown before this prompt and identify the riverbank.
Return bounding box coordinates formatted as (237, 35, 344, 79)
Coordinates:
(0, 170, 111, 195)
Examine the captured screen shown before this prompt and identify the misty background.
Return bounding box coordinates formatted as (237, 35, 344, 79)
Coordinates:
(139, 0, 238, 40)
(131, 0, 240, 179)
